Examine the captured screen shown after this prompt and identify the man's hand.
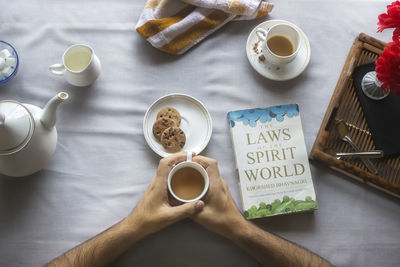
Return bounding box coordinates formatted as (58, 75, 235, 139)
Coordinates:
(47, 152, 205, 267)
(191, 155, 246, 237)
(191, 156, 332, 267)
(126, 152, 204, 236)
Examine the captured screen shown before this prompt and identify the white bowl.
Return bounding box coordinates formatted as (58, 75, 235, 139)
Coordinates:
(0, 41, 19, 86)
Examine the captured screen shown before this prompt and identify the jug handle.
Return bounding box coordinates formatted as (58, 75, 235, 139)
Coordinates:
(49, 64, 66, 76)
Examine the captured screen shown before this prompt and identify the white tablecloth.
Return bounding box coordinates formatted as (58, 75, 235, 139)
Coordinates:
(1, 1, 399, 266)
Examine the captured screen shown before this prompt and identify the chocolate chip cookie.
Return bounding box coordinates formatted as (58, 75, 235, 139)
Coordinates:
(157, 107, 181, 126)
(152, 118, 177, 141)
(161, 126, 186, 152)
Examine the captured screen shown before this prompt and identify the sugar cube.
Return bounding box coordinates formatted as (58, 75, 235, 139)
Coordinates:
(5, 57, 16, 68)
(0, 49, 11, 59)
(0, 58, 5, 70)
(2, 66, 14, 77)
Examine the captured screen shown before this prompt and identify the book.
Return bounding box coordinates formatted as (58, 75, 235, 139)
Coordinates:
(227, 104, 318, 219)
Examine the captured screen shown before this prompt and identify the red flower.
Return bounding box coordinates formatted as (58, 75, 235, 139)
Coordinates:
(393, 27, 400, 42)
(378, 1, 400, 35)
(375, 40, 400, 95)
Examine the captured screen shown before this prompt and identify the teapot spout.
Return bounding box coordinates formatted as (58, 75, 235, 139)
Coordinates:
(40, 92, 69, 130)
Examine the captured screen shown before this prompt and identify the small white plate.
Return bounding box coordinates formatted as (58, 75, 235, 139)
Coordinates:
(246, 20, 311, 81)
(143, 94, 213, 158)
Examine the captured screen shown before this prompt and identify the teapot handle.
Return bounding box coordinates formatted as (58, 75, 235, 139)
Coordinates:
(0, 112, 4, 125)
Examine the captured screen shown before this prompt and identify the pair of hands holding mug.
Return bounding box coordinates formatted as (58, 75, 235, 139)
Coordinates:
(126, 151, 246, 238)
(47, 151, 333, 267)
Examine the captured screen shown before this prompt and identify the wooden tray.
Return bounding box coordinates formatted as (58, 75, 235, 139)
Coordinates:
(310, 33, 400, 198)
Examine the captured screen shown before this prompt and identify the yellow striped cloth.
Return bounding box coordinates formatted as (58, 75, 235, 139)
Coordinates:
(136, 0, 274, 54)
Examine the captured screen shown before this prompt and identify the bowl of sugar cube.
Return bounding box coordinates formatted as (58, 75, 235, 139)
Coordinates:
(0, 41, 19, 86)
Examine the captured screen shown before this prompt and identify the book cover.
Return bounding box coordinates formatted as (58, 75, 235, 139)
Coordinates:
(227, 104, 317, 219)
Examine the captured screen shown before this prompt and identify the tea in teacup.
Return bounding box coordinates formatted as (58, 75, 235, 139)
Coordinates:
(267, 35, 294, 57)
(170, 167, 205, 200)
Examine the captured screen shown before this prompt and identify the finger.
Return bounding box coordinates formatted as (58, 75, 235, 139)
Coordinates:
(168, 193, 182, 207)
(168, 200, 204, 222)
(193, 156, 220, 178)
(157, 151, 190, 177)
(192, 155, 210, 169)
(154, 151, 196, 192)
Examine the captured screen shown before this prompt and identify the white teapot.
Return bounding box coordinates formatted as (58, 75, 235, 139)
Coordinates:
(0, 92, 69, 177)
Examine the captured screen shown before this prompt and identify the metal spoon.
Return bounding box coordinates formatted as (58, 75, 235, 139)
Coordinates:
(327, 149, 384, 158)
(336, 120, 378, 174)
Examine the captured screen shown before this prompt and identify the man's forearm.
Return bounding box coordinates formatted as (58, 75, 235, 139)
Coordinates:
(47, 217, 145, 267)
(223, 218, 332, 267)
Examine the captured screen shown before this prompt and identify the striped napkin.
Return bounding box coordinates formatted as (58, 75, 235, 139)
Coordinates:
(136, 0, 274, 55)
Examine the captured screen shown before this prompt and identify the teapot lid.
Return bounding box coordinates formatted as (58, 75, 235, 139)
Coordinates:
(0, 101, 34, 155)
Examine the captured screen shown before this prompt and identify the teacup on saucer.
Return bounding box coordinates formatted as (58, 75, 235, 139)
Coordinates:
(246, 20, 311, 81)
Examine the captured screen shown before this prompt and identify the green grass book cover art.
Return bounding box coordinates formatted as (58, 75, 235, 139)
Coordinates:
(228, 105, 318, 219)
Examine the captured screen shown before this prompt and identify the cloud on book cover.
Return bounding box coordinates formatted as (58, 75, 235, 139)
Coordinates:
(228, 104, 299, 127)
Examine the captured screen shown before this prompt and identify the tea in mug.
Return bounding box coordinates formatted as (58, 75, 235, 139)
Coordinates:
(267, 35, 294, 56)
(171, 167, 205, 200)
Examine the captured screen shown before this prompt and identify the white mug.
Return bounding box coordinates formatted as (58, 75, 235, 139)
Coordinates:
(168, 151, 209, 203)
(49, 44, 101, 87)
(256, 24, 301, 65)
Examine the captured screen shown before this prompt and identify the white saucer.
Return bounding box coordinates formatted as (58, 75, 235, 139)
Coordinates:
(143, 94, 213, 158)
(246, 20, 311, 81)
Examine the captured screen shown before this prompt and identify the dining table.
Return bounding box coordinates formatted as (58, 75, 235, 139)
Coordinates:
(1, 0, 399, 266)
